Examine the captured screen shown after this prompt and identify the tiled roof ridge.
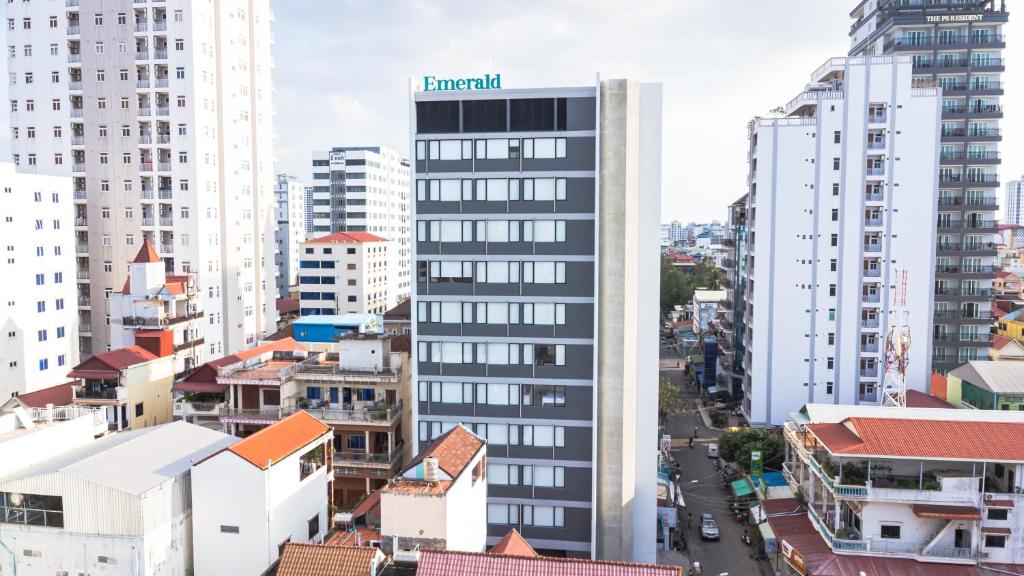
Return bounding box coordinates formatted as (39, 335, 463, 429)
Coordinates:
(422, 548, 683, 571)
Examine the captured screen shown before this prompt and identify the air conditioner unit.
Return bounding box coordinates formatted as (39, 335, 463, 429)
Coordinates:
(985, 493, 995, 500)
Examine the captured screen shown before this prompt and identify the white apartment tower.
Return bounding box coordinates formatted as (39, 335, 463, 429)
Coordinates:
(0, 164, 79, 395)
(275, 173, 306, 297)
(741, 56, 941, 427)
(3, 0, 278, 361)
(850, 0, 1007, 371)
(1006, 176, 1024, 227)
(310, 146, 410, 308)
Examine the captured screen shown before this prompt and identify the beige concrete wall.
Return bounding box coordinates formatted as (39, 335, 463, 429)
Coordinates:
(125, 356, 174, 428)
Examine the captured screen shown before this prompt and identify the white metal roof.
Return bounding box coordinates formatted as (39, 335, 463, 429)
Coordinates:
(948, 360, 1024, 394)
(800, 403, 1024, 424)
(0, 421, 237, 495)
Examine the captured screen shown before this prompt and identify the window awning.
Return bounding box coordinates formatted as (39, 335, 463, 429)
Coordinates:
(911, 504, 982, 521)
(982, 526, 1011, 535)
(731, 478, 754, 498)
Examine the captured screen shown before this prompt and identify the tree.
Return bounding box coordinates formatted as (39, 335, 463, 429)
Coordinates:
(659, 376, 682, 416)
(660, 256, 724, 313)
(717, 428, 784, 472)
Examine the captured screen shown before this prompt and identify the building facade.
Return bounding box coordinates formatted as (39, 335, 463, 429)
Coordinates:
(192, 412, 333, 576)
(411, 79, 661, 562)
(741, 56, 940, 427)
(782, 404, 1024, 566)
(67, 344, 174, 430)
(1007, 175, 1024, 227)
(276, 174, 307, 298)
(299, 232, 391, 315)
(2, 0, 279, 360)
(850, 0, 1008, 371)
(0, 164, 79, 395)
(109, 240, 203, 375)
(719, 195, 748, 399)
(309, 147, 411, 308)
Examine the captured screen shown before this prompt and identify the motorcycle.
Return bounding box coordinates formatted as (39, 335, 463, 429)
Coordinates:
(741, 531, 752, 546)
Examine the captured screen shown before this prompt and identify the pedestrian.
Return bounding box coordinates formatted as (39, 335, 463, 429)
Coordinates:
(688, 437, 694, 448)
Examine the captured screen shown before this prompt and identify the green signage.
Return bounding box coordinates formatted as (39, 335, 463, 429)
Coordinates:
(751, 450, 763, 479)
(423, 73, 502, 92)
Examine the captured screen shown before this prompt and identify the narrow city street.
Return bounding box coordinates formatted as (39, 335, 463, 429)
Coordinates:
(660, 343, 768, 576)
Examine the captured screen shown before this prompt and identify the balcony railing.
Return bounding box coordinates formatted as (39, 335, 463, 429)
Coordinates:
(136, 51, 149, 60)
(863, 268, 881, 277)
(859, 367, 879, 378)
(861, 342, 879, 353)
(334, 442, 406, 469)
(861, 318, 879, 328)
(160, 244, 174, 254)
(74, 385, 127, 402)
(173, 401, 223, 418)
(862, 293, 881, 303)
(137, 79, 151, 89)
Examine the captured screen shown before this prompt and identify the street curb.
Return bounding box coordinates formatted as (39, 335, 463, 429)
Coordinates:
(696, 404, 728, 432)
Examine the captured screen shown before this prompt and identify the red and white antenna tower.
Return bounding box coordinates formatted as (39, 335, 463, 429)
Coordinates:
(881, 270, 910, 407)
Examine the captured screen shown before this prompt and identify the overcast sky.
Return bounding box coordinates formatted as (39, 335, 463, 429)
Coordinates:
(273, 0, 1024, 224)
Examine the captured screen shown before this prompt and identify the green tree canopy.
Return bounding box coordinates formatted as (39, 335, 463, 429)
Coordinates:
(660, 256, 723, 313)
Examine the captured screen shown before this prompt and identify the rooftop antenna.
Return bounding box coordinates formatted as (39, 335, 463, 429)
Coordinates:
(881, 269, 910, 408)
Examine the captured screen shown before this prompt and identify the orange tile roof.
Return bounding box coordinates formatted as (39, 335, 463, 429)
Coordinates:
(226, 411, 330, 469)
(173, 338, 308, 394)
(132, 239, 162, 263)
(307, 231, 388, 244)
(416, 550, 684, 576)
(807, 417, 1024, 462)
(276, 542, 379, 576)
(993, 334, 1014, 349)
(490, 529, 537, 557)
(904, 390, 951, 409)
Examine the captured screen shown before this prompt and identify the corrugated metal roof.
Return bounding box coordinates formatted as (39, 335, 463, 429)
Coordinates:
(0, 421, 236, 495)
(949, 360, 1024, 394)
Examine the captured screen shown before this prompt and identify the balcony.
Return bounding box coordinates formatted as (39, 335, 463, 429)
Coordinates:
(866, 141, 886, 150)
(68, 25, 80, 35)
(69, 81, 82, 91)
(861, 318, 879, 329)
(153, 21, 167, 31)
(135, 51, 149, 61)
(334, 442, 406, 472)
(158, 162, 171, 171)
(73, 385, 128, 404)
(76, 271, 90, 281)
(861, 342, 879, 353)
(293, 359, 403, 385)
(153, 50, 168, 60)
(74, 190, 87, 201)
(156, 107, 169, 117)
(863, 268, 881, 278)
(140, 190, 155, 200)
(159, 188, 173, 200)
(864, 217, 883, 227)
(137, 79, 151, 89)
(866, 166, 885, 176)
(78, 296, 91, 307)
(68, 53, 81, 63)
(80, 323, 92, 334)
(139, 107, 152, 116)
(156, 78, 169, 88)
(121, 311, 203, 328)
(72, 163, 86, 172)
(135, 22, 148, 32)
(859, 366, 879, 378)
(75, 243, 89, 254)
(862, 293, 881, 304)
(74, 217, 88, 227)
(865, 191, 884, 202)
(139, 135, 152, 145)
(71, 136, 84, 146)
(159, 217, 173, 227)
(868, 113, 887, 124)
(863, 244, 882, 253)
(173, 401, 223, 419)
(174, 338, 205, 353)
(157, 133, 171, 144)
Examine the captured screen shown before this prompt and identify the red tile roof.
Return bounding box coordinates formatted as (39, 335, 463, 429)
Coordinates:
(490, 529, 538, 557)
(276, 542, 379, 576)
(324, 528, 381, 548)
(410, 424, 484, 479)
(307, 231, 388, 244)
(277, 298, 300, 314)
(911, 504, 981, 520)
(385, 425, 484, 496)
(384, 298, 410, 320)
(14, 382, 75, 407)
(351, 490, 380, 518)
(993, 334, 1015, 350)
(225, 411, 330, 469)
(904, 390, 952, 409)
(807, 417, 1024, 462)
(416, 550, 683, 576)
(67, 345, 158, 379)
(132, 239, 162, 263)
(173, 338, 307, 394)
(982, 526, 1012, 535)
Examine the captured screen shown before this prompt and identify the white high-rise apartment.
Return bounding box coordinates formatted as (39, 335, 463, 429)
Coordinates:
(1006, 176, 1024, 226)
(850, 0, 1007, 371)
(275, 174, 306, 297)
(310, 146, 410, 309)
(0, 163, 79, 395)
(740, 56, 941, 427)
(3, 0, 278, 361)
